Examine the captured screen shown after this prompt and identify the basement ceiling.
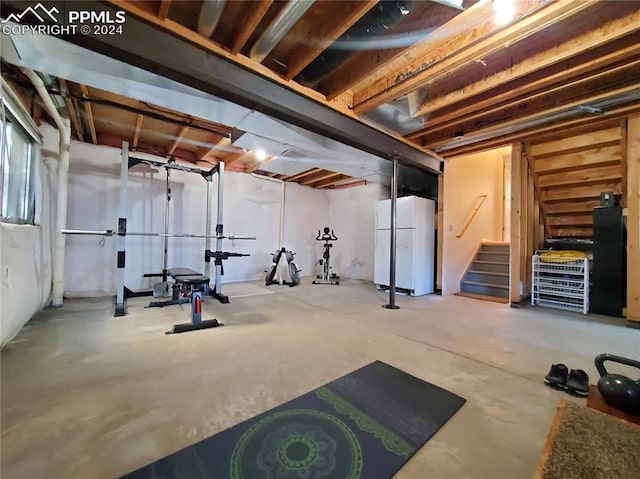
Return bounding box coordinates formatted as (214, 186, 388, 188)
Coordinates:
(1, 0, 639, 187)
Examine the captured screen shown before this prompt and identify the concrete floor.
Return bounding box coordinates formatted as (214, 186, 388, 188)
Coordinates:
(1, 279, 639, 479)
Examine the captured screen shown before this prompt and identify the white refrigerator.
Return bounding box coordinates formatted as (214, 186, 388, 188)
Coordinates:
(374, 195, 435, 296)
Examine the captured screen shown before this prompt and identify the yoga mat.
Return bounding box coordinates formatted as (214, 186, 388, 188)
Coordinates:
(121, 361, 466, 478)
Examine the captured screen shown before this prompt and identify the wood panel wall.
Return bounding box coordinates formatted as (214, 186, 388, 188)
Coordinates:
(526, 124, 625, 238)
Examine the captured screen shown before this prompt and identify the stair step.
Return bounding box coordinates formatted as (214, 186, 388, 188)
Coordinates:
(454, 291, 509, 304)
(480, 243, 510, 253)
(461, 280, 509, 290)
(477, 252, 510, 263)
(468, 270, 508, 276)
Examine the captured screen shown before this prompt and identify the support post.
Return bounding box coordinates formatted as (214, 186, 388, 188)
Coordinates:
(212, 161, 229, 303)
(52, 118, 71, 307)
(436, 170, 444, 292)
(162, 168, 170, 283)
(204, 176, 213, 279)
(626, 115, 640, 325)
(383, 155, 400, 310)
(510, 143, 523, 306)
(115, 141, 129, 316)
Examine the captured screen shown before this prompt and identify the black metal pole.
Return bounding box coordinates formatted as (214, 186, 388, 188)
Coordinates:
(383, 155, 400, 310)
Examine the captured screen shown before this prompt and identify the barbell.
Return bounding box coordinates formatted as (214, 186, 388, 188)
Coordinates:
(62, 229, 256, 240)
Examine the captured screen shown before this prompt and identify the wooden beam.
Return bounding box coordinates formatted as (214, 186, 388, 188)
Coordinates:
(79, 84, 97, 144)
(545, 200, 601, 215)
(534, 146, 622, 175)
(409, 59, 640, 142)
(158, 0, 171, 20)
(352, 0, 595, 115)
(197, 136, 229, 161)
(58, 79, 83, 141)
(225, 149, 253, 166)
(231, 1, 274, 55)
(626, 114, 640, 323)
(537, 165, 622, 189)
(436, 173, 444, 291)
(415, 26, 640, 118)
(132, 114, 143, 148)
(550, 226, 593, 238)
(541, 182, 623, 203)
(510, 143, 524, 304)
(318, 1, 460, 101)
(245, 155, 278, 173)
(524, 144, 551, 238)
(439, 105, 640, 159)
(310, 174, 349, 188)
(423, 84, 639, 152)
(547, 215, 593, 227)
(167, 125, 189, 155)
(283, 0, 378, 81)
(299, 170, 342, 185)
(530, 127, 622, 157)
(327, 179, 367, 189)
(283, 168, 320, 182)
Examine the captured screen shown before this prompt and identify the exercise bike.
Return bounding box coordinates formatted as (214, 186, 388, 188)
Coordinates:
(312, 227, 339, 285)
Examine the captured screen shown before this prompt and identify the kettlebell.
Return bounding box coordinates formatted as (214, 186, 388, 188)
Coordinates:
(594, 353, 640, 415)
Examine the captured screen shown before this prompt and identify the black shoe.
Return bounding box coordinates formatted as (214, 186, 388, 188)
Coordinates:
(565, 369, 589, 397)
(544, 363, 569, 389)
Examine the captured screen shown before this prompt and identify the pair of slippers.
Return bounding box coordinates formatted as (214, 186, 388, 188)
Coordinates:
(544, 363, 589, 397)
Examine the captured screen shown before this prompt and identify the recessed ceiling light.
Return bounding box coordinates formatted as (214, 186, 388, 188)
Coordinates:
(255, 148, 267, 161)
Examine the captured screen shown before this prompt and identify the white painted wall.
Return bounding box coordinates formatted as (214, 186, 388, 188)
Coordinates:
(328, 183, 388, 280)
(441, 147, 509, 295)
(1, 126, 58, 346)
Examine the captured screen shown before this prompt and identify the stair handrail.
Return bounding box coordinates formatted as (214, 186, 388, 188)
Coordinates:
(456, 195, 488, 238)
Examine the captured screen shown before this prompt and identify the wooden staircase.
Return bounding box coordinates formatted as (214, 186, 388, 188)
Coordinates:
(457, 242, 510, 303)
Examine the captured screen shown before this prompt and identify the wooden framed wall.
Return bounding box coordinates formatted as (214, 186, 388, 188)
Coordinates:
(627, 115, 640, 325)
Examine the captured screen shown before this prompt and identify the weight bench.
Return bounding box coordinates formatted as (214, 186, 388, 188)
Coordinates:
(148, 268, 209, 308)
(148, 267, 222, 334)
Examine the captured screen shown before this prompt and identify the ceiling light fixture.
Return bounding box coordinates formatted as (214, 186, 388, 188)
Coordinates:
(255, 148, 267, 161)
(493, 0, 515, 26)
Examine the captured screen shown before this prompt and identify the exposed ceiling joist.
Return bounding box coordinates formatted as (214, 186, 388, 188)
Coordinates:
(414, 13, 640, 119)
(158, 0, 171, 21)
(352, 0, 596, 115)
(412, 59, 640, 142)
(132, 114, 143, 148)
(58, 78, 83, 140)
(317, 1, 460, 101)
(167, 125, 189, 155)
(282, 0, 378, 81)
(284, 168, 321, 182)
(424, 84, 640, 151)
(312, 173, 349, 188)
(230, 1, 274, 55)
(79, 84, 97, 144)
(198, 136, 229, 161)
(245, 155, 278, 173)
(299, 170, 342, 185)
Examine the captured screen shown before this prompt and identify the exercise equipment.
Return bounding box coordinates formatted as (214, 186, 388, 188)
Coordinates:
(312, 227, 339, 285)
(595, 353, 640, 414)
(266, 248, 300, 287)
(62, 142, 255, 318)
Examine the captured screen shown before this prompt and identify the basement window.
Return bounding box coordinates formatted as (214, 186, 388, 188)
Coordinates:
(1, 79, 42, 225)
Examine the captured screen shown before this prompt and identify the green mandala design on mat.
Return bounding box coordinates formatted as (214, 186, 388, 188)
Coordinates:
(316, 387, 415, 458)
(230, 409, 363, 479)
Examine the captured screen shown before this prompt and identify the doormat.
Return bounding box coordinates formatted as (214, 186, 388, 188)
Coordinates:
(121, 361, 466, 478)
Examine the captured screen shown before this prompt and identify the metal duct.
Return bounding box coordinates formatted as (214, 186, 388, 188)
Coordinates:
(198, 0, 226, 38)
(250, 0, 315, 63)
(296, 1, 414, 87)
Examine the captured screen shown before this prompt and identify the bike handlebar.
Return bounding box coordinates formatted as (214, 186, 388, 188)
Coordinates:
(315, 229, 338, 241)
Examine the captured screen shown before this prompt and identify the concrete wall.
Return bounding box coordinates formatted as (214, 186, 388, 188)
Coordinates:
(1, 127, 58, 346)
(441, 147, 509, 295)
(328, 183, 388, 280)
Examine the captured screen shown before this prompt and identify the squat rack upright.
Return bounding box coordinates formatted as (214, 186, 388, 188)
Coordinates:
(64, 141, 254, 317)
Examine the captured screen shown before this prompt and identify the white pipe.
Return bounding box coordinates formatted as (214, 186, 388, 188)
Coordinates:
(251, 173, 285, 249)
(198, 0, 227, 38)
(250, 0, 316, 63)
(21, 68, 72, 307)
